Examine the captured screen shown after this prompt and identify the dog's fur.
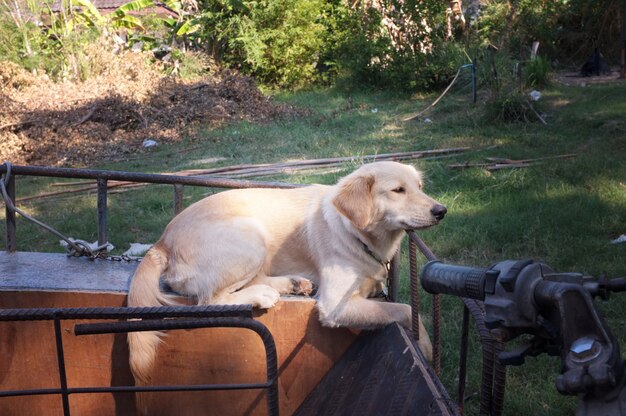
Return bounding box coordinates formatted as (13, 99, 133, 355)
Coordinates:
(127, 161, 446, 384)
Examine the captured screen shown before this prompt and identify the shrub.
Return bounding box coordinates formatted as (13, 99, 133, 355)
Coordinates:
(485, 91, 532, 122)
(233, 0, 326, 88)
(323, 1, 465, 92)
(524, 55, 551, 88)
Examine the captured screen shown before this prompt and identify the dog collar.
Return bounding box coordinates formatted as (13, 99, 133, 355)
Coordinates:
(360, 240, 390, 271)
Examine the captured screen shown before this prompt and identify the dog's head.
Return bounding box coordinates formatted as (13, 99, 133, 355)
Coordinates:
(332, 161, 446, 231)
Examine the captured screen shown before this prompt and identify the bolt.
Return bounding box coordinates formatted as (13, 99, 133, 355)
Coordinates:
(570, 337, 601, 362)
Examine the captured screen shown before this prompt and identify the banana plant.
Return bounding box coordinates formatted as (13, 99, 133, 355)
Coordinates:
(110, 0, 155, 30)
(53, 0, 154, 31)
(162, 0, 202, 36)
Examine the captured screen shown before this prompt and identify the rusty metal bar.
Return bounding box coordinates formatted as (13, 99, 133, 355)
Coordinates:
(463, 298, 506, 416)
(53, 314, 71, 415)
(4, 172, 16, 252)
(432, 293, 441, 375)
(407, 231, 440, 373)
(388, 251, 400, 301)
(492, 341, 507, 416)
(174, 184, 184, 215)
(97, 178, 108, 247)
(408, 236, 421, 342)
(0, 163, 299, 190)
(407, 231, 437, 261)
(0, 304, 254, 321)
(458, 304, 470, 414)
(0, 305, 278, 416)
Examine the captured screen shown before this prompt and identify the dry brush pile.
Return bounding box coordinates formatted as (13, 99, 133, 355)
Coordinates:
(1, 52, 305, 167)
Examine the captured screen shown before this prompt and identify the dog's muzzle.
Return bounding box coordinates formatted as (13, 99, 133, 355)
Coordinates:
(431, 204, 447, 221)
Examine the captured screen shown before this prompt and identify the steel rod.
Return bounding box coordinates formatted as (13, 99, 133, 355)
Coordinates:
(53, 316, 71, 416)
(4, 172, 16, 252)
(433, 293, 442, 375)
(0, 164, 298, 190)
(97, 178, 108, 247)
(458, 304, 470, 414)
(408, 236, 421, 341)
(173, 183, 184, 215)
(0, 304, 254, 321)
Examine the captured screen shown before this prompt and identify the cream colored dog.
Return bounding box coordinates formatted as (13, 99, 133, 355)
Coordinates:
(127, 161, 446, 384)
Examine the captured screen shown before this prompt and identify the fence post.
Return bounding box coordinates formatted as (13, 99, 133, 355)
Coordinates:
(5, 173, 16, 253)
(97, 178, 108, 248)
(174, 184, 184, 215)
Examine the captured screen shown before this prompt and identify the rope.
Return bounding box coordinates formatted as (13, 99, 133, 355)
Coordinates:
(1, 161, 103, 258)
(403, 63, 473, 122)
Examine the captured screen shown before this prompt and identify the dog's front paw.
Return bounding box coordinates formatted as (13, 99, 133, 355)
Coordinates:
(291, 277, 315, 296)
(253, 286, 281, 309)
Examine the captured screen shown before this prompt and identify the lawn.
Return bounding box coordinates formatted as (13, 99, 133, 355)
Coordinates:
(2, 81, 626, 415)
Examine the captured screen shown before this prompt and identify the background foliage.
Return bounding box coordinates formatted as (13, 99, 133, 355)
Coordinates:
(1, 0, 624, 89)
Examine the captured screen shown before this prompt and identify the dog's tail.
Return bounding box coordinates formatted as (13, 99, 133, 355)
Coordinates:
(127, 245, 175, 385)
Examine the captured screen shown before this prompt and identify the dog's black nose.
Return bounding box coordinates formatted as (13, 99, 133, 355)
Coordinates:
(431, 204, 447, 221)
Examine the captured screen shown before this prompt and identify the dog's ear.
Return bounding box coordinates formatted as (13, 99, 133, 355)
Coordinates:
(333, 174, 375, 229)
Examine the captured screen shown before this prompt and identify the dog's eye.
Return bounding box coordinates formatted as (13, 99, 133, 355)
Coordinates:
(392, 187, 405, 194)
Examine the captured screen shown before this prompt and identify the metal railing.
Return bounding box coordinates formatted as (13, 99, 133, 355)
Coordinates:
(1, 163, 298, 253)
(0, 305, 279, 416)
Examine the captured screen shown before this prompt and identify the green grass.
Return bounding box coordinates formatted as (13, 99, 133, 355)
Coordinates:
(2, 83, 626, 415)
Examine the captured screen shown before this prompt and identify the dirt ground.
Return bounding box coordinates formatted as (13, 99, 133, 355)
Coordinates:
(0, 57, 306, 167)
(554, 70, 626, 86)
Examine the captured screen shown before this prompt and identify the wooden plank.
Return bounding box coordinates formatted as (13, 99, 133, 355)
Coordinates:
(295, 323, 458, 416)
(0, 251, 136, 293)
(0, 290, 357, 415)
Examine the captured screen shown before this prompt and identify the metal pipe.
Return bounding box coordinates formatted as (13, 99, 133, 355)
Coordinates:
(407, 232, 440, 373)
(53, 315, 71, 416)
(407, 231, 437, 262)
(4, 172, 16, 252)
(0, 382, 274, 397)
(0, 163, 299, 190)
(458, 304, 470, 414)
(433, 294, 442, 375)
(174, 184, 184, 215)
(0, 304, 254, 321)
(409, 236, 421, 342)
(97, 178, 108, 247)
(492, 340, 507, 416)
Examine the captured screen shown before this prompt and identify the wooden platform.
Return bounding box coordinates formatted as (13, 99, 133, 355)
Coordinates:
(0, 252, 358, 415)
(0, 251, 136, 292)
(0, 251, 455, 415)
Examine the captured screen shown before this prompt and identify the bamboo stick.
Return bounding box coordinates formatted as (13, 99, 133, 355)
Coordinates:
(448, 153, 576, 170)
(16, 147, 471, 202)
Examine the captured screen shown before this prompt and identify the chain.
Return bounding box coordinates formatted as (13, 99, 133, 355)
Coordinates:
(89, 251, 143, 262)
(1, 161, 142, 263)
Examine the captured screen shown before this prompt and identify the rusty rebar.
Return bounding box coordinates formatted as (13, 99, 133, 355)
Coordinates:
(432, 293, 441, 375)
(409, 236, 421, 342)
